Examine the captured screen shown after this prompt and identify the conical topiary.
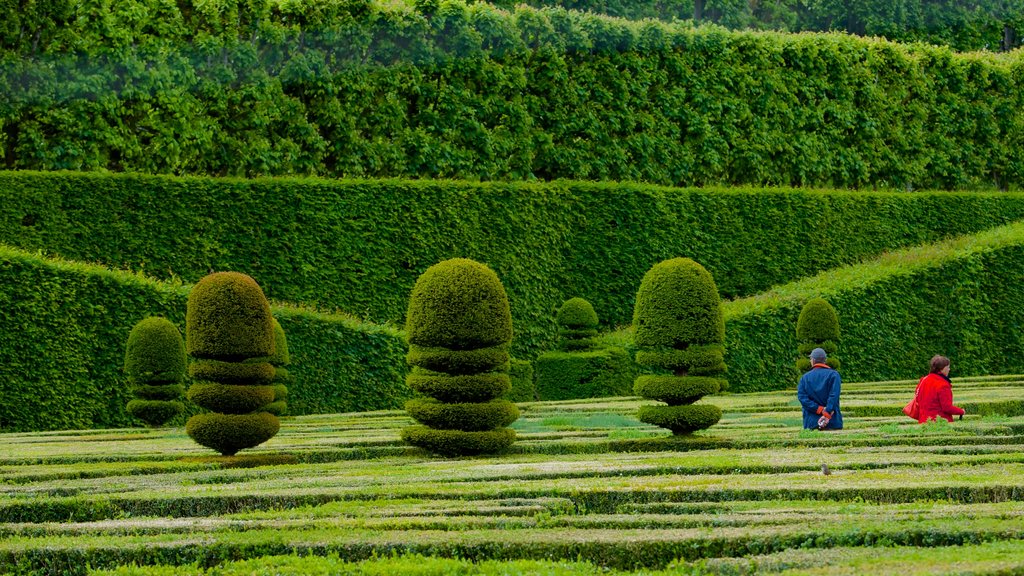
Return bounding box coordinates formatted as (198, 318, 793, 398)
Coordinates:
(632, 258, 725, 435)
(124, 317, 186, 427)
(556, 297, 598, 351)
(185, 272, 279, 456)
(796, 298, 840, 373)
(402, 258, 519, 456)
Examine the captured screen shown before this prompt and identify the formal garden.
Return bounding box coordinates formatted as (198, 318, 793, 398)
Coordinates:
(2, 0, 1024, 573)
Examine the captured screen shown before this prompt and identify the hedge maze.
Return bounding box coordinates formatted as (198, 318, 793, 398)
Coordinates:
(2, 376, 1024, 574)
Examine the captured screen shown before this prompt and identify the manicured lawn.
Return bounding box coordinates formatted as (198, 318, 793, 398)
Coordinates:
(2, 375, 1023, 574)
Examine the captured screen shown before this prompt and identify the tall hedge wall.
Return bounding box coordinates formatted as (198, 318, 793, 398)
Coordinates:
(5, 172, 1024, 357)
(0, 246, 408, 432)
(1, 0, 1022, 189)
(599, 220, 1024, 392)
(487, 0, 1023, 52)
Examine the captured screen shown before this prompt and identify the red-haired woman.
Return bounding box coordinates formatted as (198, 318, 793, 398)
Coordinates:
(917, 355, 965, 423)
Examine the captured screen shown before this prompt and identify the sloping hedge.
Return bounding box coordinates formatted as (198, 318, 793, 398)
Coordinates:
(601, 221, 1024, 392)
(1, 0, 1022, 189)
(0, 246, 408, 432)
(6, 172, 1024, 356)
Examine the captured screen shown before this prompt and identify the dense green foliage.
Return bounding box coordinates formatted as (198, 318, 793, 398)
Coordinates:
(633, 259, 724, 434)
(795, 297, 841, 372)
(7, 173, 1024, 357)
(0, 2, 1022, 188)
(266, 319, 290, 416)
(488, 0, 1023, 52)
(535, 347, 634, 401)
(0, 246, 408, 432)
(723, 221, 1024, 391)
(404, 259, 517, 455)
(507, 358, 536, 402)
(186, 273, 279, 455)
(123, 317, 186, 427)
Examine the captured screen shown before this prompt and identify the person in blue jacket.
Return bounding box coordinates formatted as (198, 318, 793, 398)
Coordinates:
(797, 347, 843, 430)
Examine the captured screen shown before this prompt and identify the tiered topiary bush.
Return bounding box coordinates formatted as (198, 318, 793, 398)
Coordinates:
(185, 272, 280, 456)
(124, 317, 186, 427)
(401, 259, 519, 456)
(633, 258, 726, 435)
(795, 298, 841, 374)
(556, 298, 599, 351)
(263, 319, 290, 416)
(535, 297, 633, 401)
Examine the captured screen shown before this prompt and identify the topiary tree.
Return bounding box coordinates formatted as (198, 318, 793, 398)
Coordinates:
(632, 258, 725, 435)
(124, 317, 186, 427)
(796, 298, 840, 373)
(185, 272, 279, 456)
(401, 258, 519, 456)
(263, 318, 290, 416)
(556, 297, 599, 351)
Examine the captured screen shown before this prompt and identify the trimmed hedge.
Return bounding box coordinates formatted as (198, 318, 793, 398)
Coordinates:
(184, 412, 281, 457)
(534, 347, 635, 401)
(400, 426, 518, 457)
(635, 404, 724, 435)
(189, 360, 276, 385)
(405, 398, 520, 432)
(123, 317, 186, 426)
(507, 358, 536, 403)
(556, 298, 598, 352)
(0, 245, 408, 432)
(0, 2, 1022, 188)
(186, 272, 274, 361)
(186, 383, 277, 415)
(7, 173, 1024, 357)
(407, 371, 512, 404)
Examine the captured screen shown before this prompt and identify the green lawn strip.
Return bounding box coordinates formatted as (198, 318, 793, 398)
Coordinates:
(3, 517, 1023, 574)
(681, 540, 1024, 575)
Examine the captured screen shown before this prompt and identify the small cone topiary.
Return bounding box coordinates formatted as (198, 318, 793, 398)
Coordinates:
(632, 258, 725, 435)
(556, 297, 598, 351)
(402, 258, 518, 456)
(125, 317, 186, 427)
(185, 272, 279, 456)
(796, 298, 840, 373)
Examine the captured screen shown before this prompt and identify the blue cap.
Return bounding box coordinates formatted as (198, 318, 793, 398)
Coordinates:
(809, 348, 827, 362)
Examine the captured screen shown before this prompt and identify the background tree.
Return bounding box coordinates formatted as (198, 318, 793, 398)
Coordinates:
(124, 317, 185, 427)
(632, 258, 725, 435)
(185, 272, 279, 456)
(402, 258, 519, 456)
(796, 297, 841, 374)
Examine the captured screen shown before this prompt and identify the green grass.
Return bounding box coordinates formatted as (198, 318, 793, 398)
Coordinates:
(3, 377, 1024, 574)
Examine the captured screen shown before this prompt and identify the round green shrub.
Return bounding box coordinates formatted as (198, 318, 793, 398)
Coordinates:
(263, 401, 288, 416)
(185, 412, 280, 456)
(405, 398, 520, 431)
(634, 345, 726, 374)
(796, 357, 841, 372)
(187, 382, 276, 414)
(636, 404, 722, 435)
(401, 426, 517, 456)
(407, 344, 509, 374)
(189, 360, 275, 385)
(269, 318, 290, 366)
(407, 371, 511, 403)
(797, 298, 840, 342)
(186, 272, 274, 361)
(557, 298, 598, 330)
(633, 376, 724, 406)
(132, 384, 185, 401)
(272, 367, 291, 384)
(124, 317, 187, 384)
(633, 258, 724, 350)
(405, 259, 512, 351)
(798, 340, 838, 356)
(126, 400, 183, 427)
(272, 384, 289, 401)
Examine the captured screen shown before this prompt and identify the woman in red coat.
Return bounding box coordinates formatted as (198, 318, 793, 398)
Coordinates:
(917, 355, 965, 423)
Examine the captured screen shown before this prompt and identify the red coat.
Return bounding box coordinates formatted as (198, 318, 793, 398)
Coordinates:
(916, 373, 965, 423)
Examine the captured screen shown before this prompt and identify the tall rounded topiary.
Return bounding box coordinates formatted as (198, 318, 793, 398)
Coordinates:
(262, 318, 290, 416)
(185, 272, 279, 456)
(556, 297, 598, 351)
(124, 317, 186, 427)
(402, 258, 519, 456)
(796, 298, 840, 373)
(632, 258, 725, 435)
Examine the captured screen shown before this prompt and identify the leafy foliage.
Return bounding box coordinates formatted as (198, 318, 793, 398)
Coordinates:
(796, 298, 841, 373)
(0, 3, 1021, 187)
(123, 317, 186, 427)
(535, 347, 635, 401)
